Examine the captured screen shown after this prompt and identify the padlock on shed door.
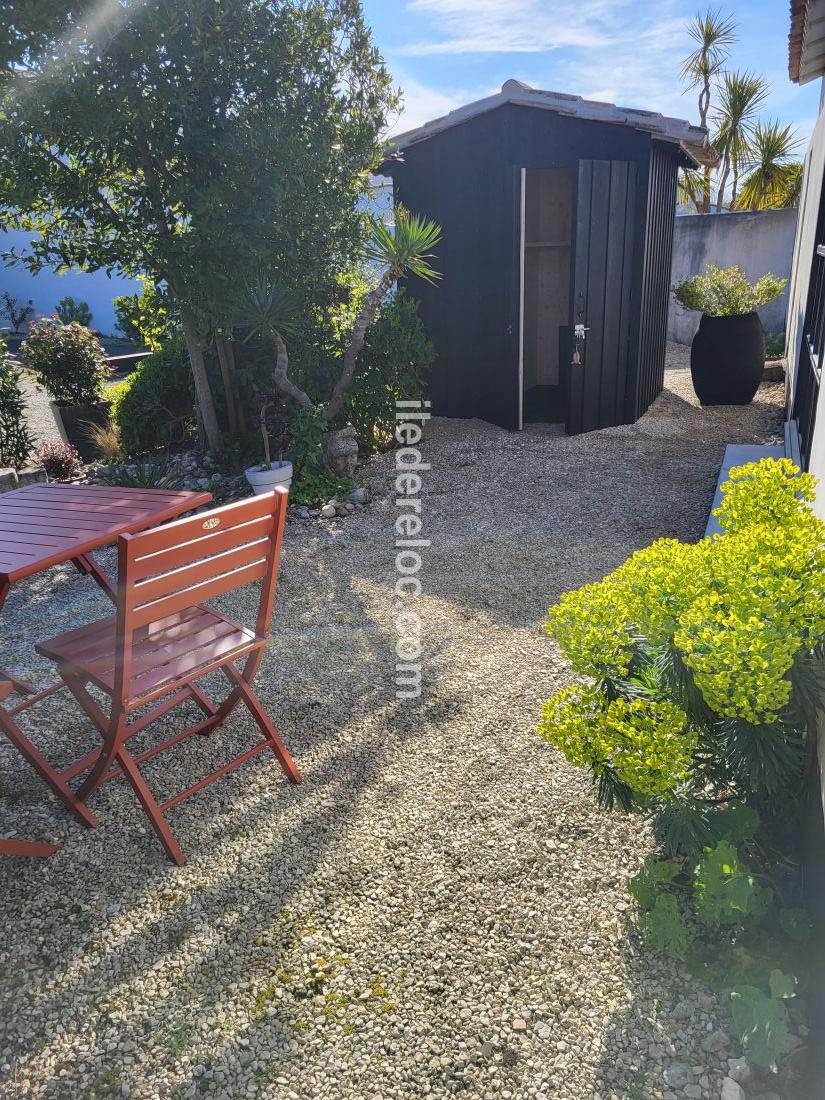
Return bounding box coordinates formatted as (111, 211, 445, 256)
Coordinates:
(572, 322, 589, 365)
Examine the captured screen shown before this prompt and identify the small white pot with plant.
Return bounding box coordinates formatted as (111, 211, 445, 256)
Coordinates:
(245, 396, 293, 495)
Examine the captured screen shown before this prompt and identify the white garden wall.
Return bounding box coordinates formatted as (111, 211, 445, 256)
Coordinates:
(0, 229, 142, 336)
(668, 208, 799, 344)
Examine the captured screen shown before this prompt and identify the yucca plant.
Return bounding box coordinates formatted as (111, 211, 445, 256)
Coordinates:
(735, 121, 803, 210)
(236, 205, 442, 422)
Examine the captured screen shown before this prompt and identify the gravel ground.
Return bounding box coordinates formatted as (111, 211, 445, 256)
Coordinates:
(19, 373, 61, 449)
(0, 356, 786, 1100)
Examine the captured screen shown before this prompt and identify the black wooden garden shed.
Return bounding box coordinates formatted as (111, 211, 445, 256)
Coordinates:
(380, 80, 715, 433)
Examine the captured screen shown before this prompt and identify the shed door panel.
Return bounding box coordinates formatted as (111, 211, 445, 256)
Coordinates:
(568, 159, 638, 435)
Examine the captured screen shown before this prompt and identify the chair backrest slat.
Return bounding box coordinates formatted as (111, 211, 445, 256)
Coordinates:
(129, 559, 269, 629)
(126, 492, 280, 558)
(132, 535, 271, 609)
(129, 514, 276, 581)
(116, 489, 288, 653)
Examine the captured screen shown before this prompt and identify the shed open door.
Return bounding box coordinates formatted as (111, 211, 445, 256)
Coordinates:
(567, 160, 638, 435)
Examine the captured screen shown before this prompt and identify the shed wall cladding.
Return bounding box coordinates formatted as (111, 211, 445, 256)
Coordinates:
(634, 143, 679, 418)
(391, 103, 677, 431)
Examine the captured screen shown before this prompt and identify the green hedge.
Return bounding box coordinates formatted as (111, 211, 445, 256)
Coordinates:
(111, 336, 199, 455)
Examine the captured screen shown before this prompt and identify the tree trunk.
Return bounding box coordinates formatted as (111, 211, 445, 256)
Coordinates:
(701, 166, 712, 214)
(325, 272, 394, 421)
(716, 148, 731, 212)
(270, 331, 313, 409)
(215, 334, 241, 437)
(180, 309, 223, 456)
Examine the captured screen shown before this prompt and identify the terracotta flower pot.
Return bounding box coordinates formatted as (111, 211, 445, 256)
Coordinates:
(690, 312, 765, 406)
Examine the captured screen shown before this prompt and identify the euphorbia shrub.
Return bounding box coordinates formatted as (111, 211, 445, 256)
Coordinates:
(539, 457, 825, 842)
(540, 457, 820, 1074)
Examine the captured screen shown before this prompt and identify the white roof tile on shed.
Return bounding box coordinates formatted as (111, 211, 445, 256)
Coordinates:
(388, 79, 715, 168)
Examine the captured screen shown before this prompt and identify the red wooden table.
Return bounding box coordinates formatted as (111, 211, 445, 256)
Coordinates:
(0, 483, 212, 857)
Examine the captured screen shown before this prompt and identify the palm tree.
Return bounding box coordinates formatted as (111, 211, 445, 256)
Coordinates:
(681, 10, 737, 128)
(677, 167, 705, 211)
(735, 121, 803, 209)
(680, 10, 736, 212)
(713, 71, 769, 211)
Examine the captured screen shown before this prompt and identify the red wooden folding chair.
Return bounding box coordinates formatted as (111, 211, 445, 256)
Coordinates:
(0, 678, 99, 858)
(35, 489, 300, 865)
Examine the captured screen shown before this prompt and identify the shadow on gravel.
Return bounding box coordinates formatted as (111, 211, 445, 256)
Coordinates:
(0, 540, 464, 1097)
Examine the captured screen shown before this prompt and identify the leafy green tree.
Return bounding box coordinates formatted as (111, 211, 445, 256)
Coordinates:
(0, 0, 397, 454)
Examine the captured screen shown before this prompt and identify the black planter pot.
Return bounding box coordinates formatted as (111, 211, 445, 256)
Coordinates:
(50, 400, 111, 463)
(690, 311, 766, 406)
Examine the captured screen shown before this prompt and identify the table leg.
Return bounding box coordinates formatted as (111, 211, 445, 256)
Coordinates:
(72, 555, 117, 601)
(0, 580, 36, 693)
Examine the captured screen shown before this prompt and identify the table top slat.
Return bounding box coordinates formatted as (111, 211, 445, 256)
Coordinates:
(0, 484, 212, 585)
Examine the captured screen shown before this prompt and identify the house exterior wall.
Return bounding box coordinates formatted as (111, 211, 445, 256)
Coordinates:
(784, 78, 825, 840)
(787, 89, 825, 519)
(668, 209, 798, 344)
(0, 229, 142, 335)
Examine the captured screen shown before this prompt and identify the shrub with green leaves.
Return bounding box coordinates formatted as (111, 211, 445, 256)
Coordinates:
(343, 290, 435, 450)
(285, 404, 355, 507)
(541, 456, 819, 1075)
(538, 686, 695, 802)
(672, 264, 787, 316)
(111, 335, 222, 455)
(629, 824, 807, 1068)
(20, 318, 109, 405)
(113, 280, 177, 350)
(0, 337, 32, 467)
(540, 457, 823, 826)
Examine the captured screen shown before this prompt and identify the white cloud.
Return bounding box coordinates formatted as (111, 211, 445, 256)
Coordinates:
(391, 0, 709, 122)
(385, 0, 818, 143)
(399, 0, 612, 55)
(385, 71, 494, 134)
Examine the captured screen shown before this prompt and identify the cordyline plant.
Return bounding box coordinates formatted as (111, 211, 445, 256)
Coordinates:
(235, 205, 441, 423)
(672, 264, 787, 316)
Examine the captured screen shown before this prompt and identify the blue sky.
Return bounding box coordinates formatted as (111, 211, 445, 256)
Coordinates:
(362, 0, 821, 147)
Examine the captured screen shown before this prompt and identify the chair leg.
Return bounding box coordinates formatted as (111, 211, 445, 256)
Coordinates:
(60, 674, 126, 803)
(115, 748, 186, 866)
(0, 711, 99, 829)
(63, 675, 186, 864)
(222, 665, 301, 784)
